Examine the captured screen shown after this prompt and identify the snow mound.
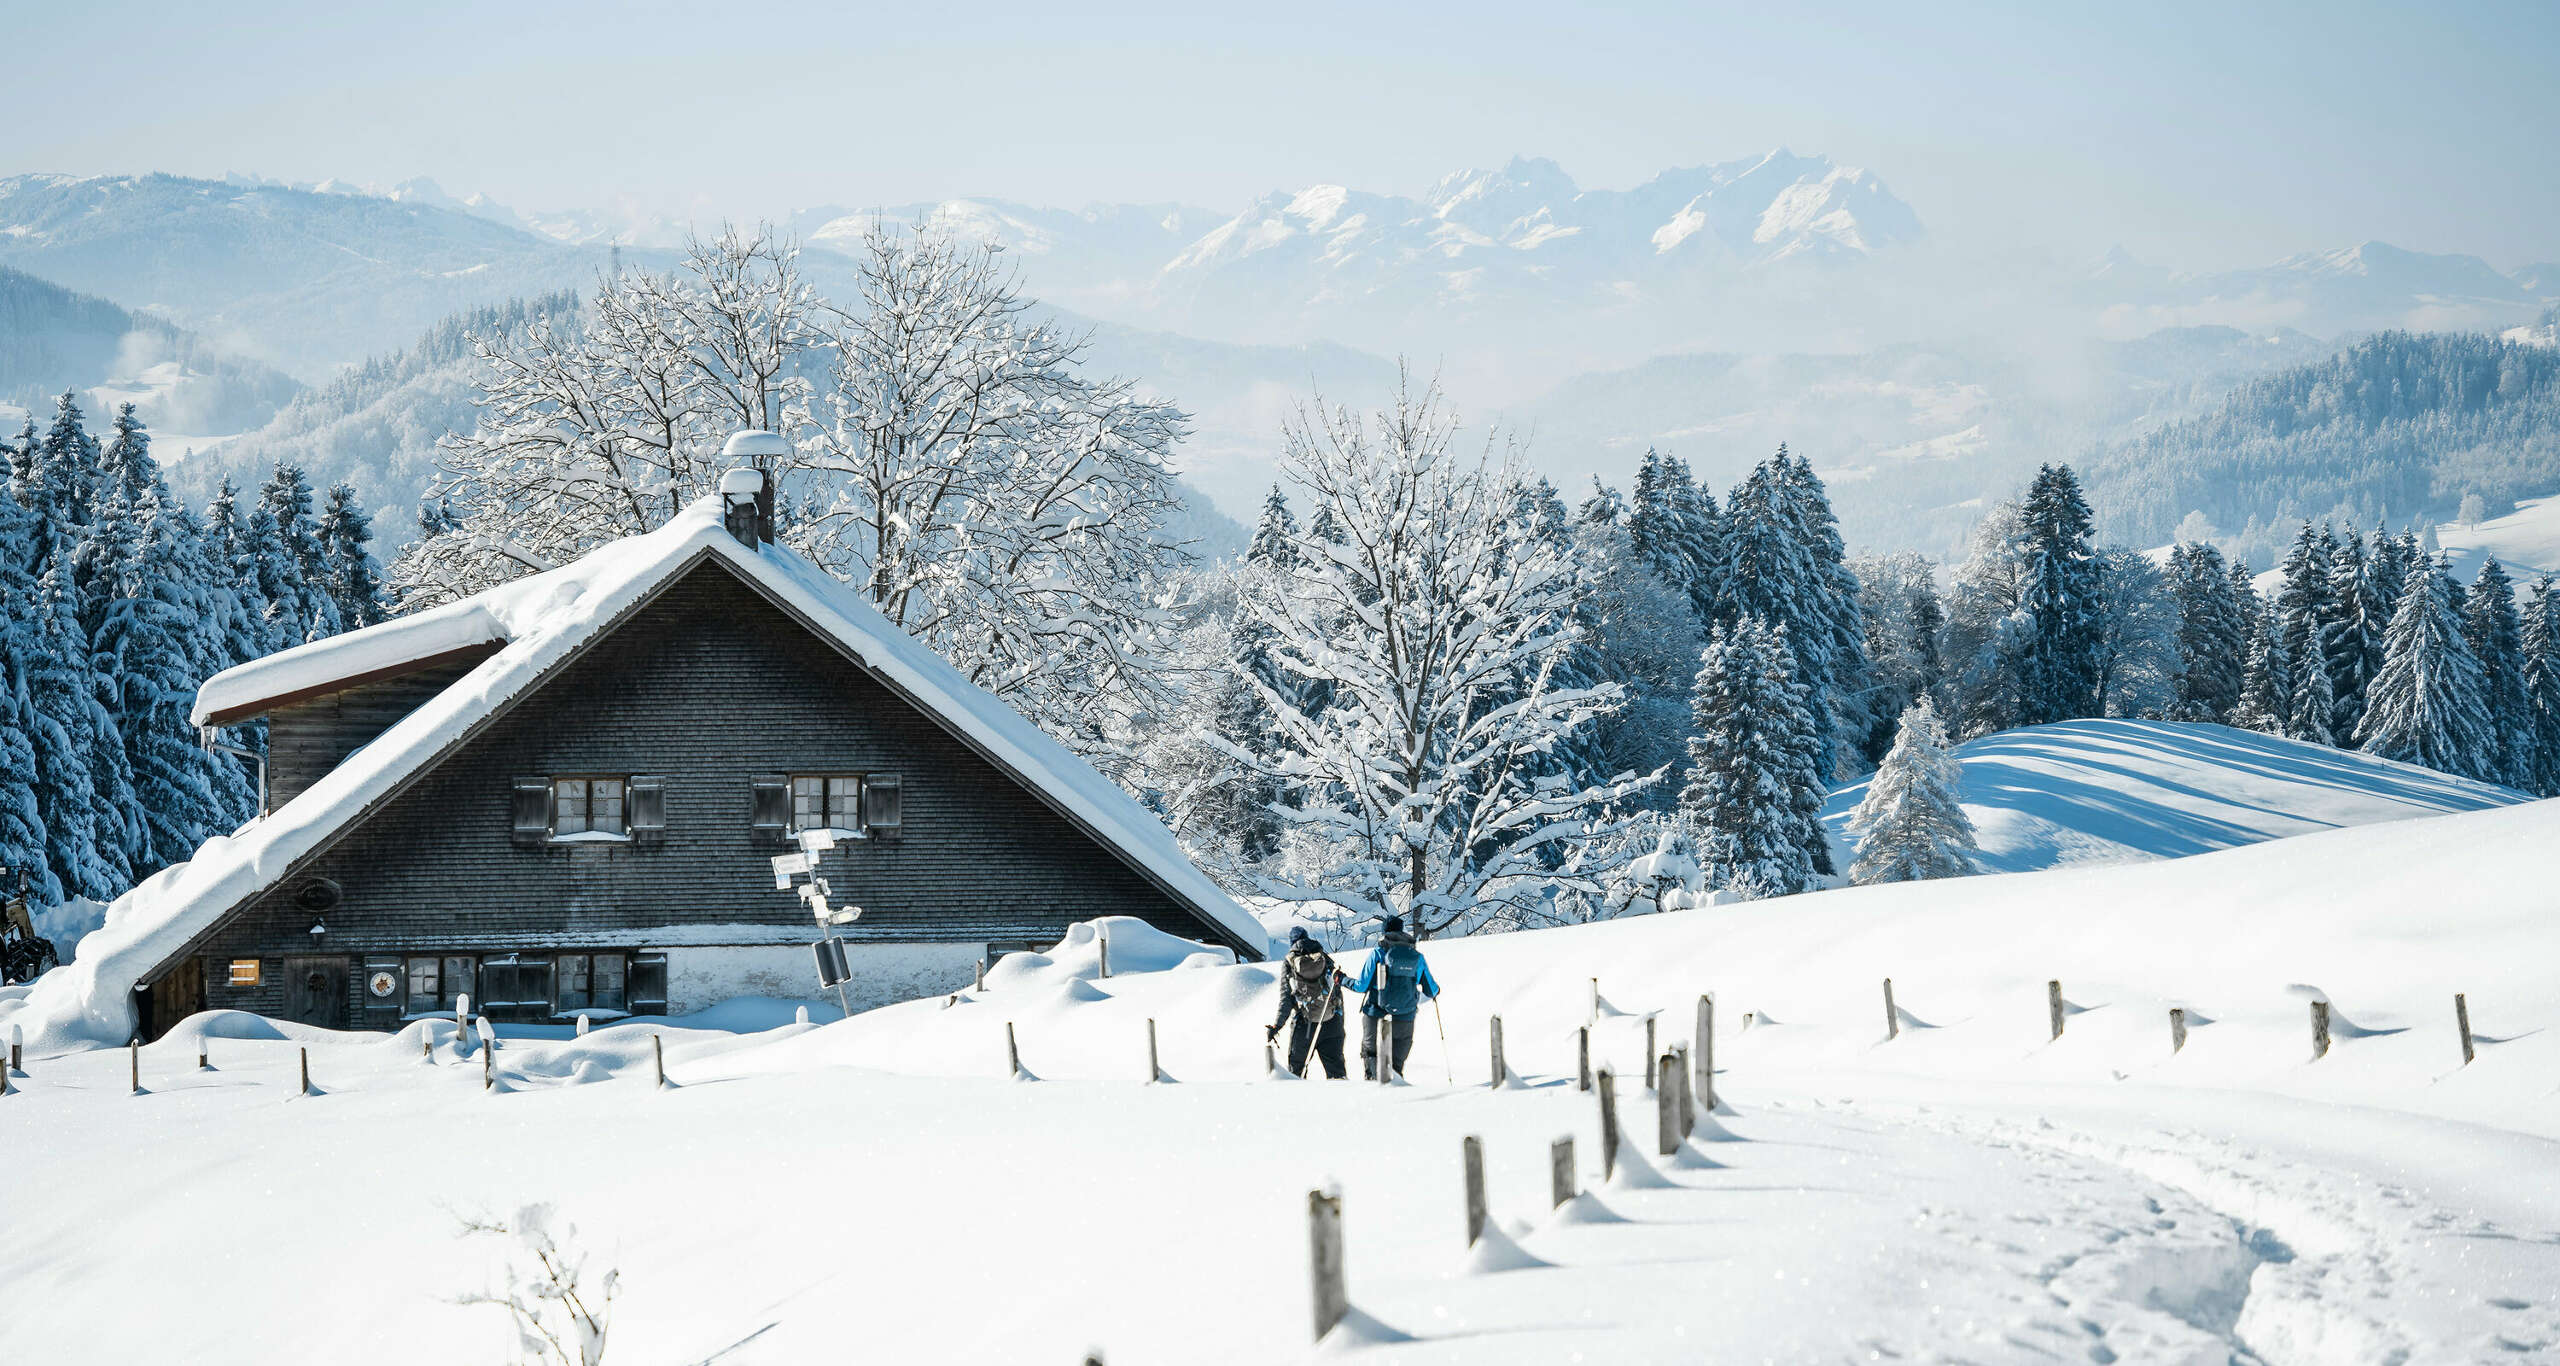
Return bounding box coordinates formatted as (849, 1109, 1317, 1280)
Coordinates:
(1823, 719, 2525, 875)
(985, 917, 1236, 989)
(1458, 1221, 1553, 1274)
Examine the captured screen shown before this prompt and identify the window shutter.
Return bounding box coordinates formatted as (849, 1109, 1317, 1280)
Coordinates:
(750, 774, 789, 846)
(629, 952, 669, 1015)
(864, 773, 902, 840)
(629, 774, 666, 845)
(511, 777, 553, 847)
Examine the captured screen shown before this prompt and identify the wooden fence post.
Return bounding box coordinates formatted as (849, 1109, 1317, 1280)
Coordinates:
(1674, 1044, 1694, 1139)
(1657, 1052, 1680, 1155)
(1551, 1136, 1576, 1208)
(2455, 993, 2474, 1067)
(1006, 1021, 1023, 1078)
(1098, 927, 1111, 979)
(652, 1034, 665, 1088)
(421, 1028, 432, 1062)
(1576, 1026, 1592, 1093)
(198, 1038, 209, 1071)
(2048, 979, 2065, 1042)
(1695, 994, 1714, 1112)
(482, 1039, 493, 1090)
(1462, 1135, 1487, 1246)
(2169, 1006, 2188, 1054)
(1597, 1068, 1619, 1182)
(1642, 1015, 1657, 1091)
(975, 957, 987, 992)
(1308, 1188, 1346, 1342)
(1884, 978, 1899, 1040)
(1488, 1015, 1506, 1089)
(2310, 1000, 2331, 1060)
(1589, 977, 1600, 1024)
(1146, 1017, 1162, 1084)
(8, 1023, 19, 1074)
(300, 1046, 313, 1097)
(129, 1040, 139, 1095)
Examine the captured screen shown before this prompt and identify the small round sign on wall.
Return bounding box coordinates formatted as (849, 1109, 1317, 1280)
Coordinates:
(368, 970, 399, 999)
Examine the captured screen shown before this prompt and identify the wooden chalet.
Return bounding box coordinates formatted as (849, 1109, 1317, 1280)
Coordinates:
(125, 457, 1263, 1039)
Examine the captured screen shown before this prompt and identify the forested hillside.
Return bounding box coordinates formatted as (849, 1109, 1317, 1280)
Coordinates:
(2083, 331, 2560, 551)
(0, 267, 300, 435)
(172, 292, 579, 530)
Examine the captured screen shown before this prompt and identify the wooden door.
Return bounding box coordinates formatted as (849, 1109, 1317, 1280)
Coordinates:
(282, 956, 348, 1029)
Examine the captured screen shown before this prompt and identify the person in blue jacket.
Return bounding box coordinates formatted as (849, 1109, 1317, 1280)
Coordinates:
(1349, 913, 1440, 1080)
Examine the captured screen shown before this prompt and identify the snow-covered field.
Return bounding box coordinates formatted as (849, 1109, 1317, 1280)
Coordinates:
(1823, 719, 2525, 874)
(2438, 495, 2560, 582)
(4, 792, 2555, 1363)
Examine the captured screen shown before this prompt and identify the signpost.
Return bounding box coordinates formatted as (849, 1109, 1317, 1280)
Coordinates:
(773, 828, 859, 1018)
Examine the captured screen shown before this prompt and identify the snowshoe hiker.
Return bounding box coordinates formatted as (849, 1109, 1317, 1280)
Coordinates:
(1350, 914, 1441, 1081)
(1266, 926, 1348, 1079)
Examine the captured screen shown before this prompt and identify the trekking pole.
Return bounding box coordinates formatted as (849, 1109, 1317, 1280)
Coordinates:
(1430, 997, 1453, 1085)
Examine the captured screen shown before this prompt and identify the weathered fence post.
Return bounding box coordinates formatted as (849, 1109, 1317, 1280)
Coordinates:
(576, 1013, 591, 1037)
(455, 994, 472, 1050)
(1884, 978, 1900, 1040)
(8, 1022, 20, 1074)
(1487, 1015, 1506, 1089)
(1597, 1068, 1620, 1182)
(1576, 1026, 1592, 1093)
(421, 1028, 433, 1062)
(1589, 977, 1600, 1023)
(1145, 1017, 1162, 1084)
(2310, 1000, 2331, 1060)
(1657, 1052, 1680, 1155)
(652, 1034, 665, 1088)
(1462, 1135, 1487, 1246)
(1097, 926, 1111, 979)
(129, 1040, 140, 1095)
(1006, 1021, 1024, 1078)
(1674, 1044, 1694, 1139)
(1551, 1136, 1576, 1208)
(1642, 1016, 1657, 1091)
(1308, 1187, 1346, 1342)
(300, 1046, 313, 1097)
(2455, 993, 2474, 1067)
(2169, 1006, 2188, 1054)
(975, 957, 987, 992)
(482, 1038, 493, 1090)
(1695, 994, 1714, 1112)
(2048, 979, 2065, 1042)
(198, 1038, 209, 1071)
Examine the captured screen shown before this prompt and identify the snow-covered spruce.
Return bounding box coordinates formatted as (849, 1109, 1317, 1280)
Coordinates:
(1845, 696, 1978, 885)
(1677, 615, 1826, 900)
(2358, 555, 2496, 781)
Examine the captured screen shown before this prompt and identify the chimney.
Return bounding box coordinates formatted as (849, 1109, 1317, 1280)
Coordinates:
(716, 430, 790, 545)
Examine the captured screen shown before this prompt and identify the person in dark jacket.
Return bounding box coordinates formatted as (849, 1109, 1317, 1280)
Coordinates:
(1349, 914, 1441, 1080)
(1266, 926, 1348, 1079)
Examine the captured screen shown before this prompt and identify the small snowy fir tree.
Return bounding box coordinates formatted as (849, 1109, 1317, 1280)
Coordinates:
(2358, 557, 2495, 782)
(2460, 556, 2533, 787)
(1679, 615, 1825, 900)
(315, 480, 387, 628)
(2014, 463, 2103, 725)
(2520, 574, 2560, 798)
(2166, 541, 2247, 721)
(1847, 696, 1978, 885)
(2227, 618, 2292, 736)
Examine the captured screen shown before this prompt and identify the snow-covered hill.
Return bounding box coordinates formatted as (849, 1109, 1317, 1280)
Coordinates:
(1822, 719, 2525, 875)
(3, 789, 2553, 1362)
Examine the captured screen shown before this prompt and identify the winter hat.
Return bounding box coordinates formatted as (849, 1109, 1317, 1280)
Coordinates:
(1287, 926, 1311, 946)
(1380, 914, 1404, 935)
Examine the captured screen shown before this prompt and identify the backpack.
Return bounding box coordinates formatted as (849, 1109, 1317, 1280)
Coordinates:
(1286, 944, 1337, 1022)
(1370, 937, 1424, 1017)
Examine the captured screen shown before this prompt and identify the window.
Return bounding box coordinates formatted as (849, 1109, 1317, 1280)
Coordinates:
(480, 954, 556, 1022)
(791, 775, 863, 833)
(405, 955, 474, 1015)
(553, 778, 627, 838)
(555, 952, 629, 1015)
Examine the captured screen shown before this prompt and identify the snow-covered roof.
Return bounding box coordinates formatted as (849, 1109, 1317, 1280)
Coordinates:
(192, 597, 508, 726)
(19, 498, 1263, 1048)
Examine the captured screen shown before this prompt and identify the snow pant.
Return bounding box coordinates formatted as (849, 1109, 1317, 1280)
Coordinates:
(1361, 1013, 1417, 1080)
(1288, 1013, 1347, 1079)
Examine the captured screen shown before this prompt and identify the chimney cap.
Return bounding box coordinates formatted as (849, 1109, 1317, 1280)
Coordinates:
(717, 467, 765, 498)
(720, 429, 790, 461)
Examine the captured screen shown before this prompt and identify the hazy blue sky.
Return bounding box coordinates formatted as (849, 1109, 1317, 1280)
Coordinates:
(13, 0, 2559, 271)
